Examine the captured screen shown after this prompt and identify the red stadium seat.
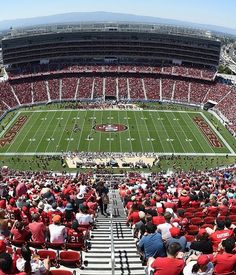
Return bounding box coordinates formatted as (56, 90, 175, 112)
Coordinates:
(184, 212, 194, 219)
(37, 250, 58, 267)
(194, 212, 205, 218)
(59, 251, 82, 268)
(190, 217, 203, 226)
(187, 225, 199, 235)
(49, 271, 75, 275)
(204, 217, 215, 224)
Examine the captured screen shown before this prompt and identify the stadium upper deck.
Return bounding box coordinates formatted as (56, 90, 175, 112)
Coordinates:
(2, 23, 221, 68)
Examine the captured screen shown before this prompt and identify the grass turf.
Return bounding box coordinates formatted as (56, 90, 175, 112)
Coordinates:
(0, 109, 235, 155)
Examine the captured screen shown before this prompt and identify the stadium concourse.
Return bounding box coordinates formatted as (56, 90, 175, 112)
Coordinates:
(0, 166, 235, 274)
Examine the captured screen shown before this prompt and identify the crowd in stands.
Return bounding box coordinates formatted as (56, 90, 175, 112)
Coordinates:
(0, 169, 112, 274)
(0, 165, 235, 274)
(7, 64, 216, 81)
(0, 74, 235, 134)
(121, 167, 236, 274)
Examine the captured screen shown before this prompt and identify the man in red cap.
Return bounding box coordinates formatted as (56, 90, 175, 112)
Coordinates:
(183, 254, 214, 274)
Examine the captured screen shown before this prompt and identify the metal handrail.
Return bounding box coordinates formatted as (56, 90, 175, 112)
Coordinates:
(109, 180, 115, 275)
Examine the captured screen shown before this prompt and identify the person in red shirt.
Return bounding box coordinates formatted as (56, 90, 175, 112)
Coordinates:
(213, 238, 236, 274)
(127, 203, 140, 226)
(28, 213, 46, 243)
(10, 221, 30, 242)
(178, 190, 190, 208)
(20, 206, 31, 225)
(148, 242, 185, 275)
(67, 220, 84, 244)
(210, 219, 234, 251)
(7, 198, 21, 221)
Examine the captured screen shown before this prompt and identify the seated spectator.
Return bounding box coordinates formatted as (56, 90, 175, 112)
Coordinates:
(0, 252, 25, 275)
(7, 198, 21, 221)
(190, 230, 213, 254)
(64, 203, 75, 224)
(178, 190, 190, 208)
(137, 223, 166, 263)
(0, 209, 10, 237)
(183, 254, 214, 275)
(148, 242, 185, 275)
(133, 211, 147, 239)
(10, 221, 30, 242)
(166, 227, 187, 252)
(213, 238, 236, 274)
(209, 219, 233, 251)
(48, 215, 66, 243)
(67, 220, 84, 243)
(76, 205, 93, 226)
(127, 203, 140, 226)
(28, 213, 46, 243)
(16, 245, 50, 275)
(157, 211, 173, 240)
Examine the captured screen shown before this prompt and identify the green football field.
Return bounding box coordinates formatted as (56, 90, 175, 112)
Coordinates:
(0, 109, 235, 155)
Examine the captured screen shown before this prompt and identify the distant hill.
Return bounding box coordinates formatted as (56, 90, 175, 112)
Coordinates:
(0, 11, 236, 36)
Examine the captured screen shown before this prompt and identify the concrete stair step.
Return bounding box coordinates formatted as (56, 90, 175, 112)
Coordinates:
(79, 270, 145, 275)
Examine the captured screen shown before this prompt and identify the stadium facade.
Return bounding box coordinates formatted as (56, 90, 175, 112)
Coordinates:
(2, 23, 221, 68)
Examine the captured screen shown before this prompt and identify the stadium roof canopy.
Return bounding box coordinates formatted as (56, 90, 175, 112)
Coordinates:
(3, 22, 216, 40)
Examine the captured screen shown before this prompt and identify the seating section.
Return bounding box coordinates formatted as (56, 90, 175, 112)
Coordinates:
(93, 77, 103, 99)
(174, 80, 189, 102)
(129, 77, 145, 100)
(61, 77, 78, 100)
(48, 79, 60, 100)
(12, 82, 33, 105)
(0, 74, 235, 134)
(105, 77, 117, 97)
(77, 77, 93, 99)
(144, 78, 160, 100)
(33, 81, 48, 102)
(7, 64, 216, 81)
(162, 78, 175, 100)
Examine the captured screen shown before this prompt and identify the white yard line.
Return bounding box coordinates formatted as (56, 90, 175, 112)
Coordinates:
(181, 113, 206, 153)
(125, 110, 134, 152)
(133, 111, 145, 152)
(117, 111, 123, 152)
(0, 112, 21, 138)
(76, 110, 87, 151)
(169, 112, 196, 153)
(141, 111, 154, 152)
(164, 112, 186, 153)
(148, 111, 165, 152)
(33, 112, 58, 153)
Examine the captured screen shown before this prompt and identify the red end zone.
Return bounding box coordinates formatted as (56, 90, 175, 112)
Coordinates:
(193, 116, 223, 148)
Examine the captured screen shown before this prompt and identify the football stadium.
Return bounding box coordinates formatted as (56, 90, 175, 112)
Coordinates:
(0, 3, 236, 274)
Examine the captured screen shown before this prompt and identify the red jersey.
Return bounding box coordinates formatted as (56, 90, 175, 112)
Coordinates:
(7, 206, 21, 221)
(127, 211, 140, 225)
(213, 253, 236, 274)
(67, 228, 84, 243)
(210, 229, 234, 251)
(151, 257, 185, 275)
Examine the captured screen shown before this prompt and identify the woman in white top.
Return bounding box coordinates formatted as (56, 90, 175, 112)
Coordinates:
(16, 245, 50, 275)
(183, 254, 214, 275)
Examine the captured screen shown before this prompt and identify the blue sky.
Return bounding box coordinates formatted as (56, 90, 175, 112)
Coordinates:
(2, 0, 236, 29)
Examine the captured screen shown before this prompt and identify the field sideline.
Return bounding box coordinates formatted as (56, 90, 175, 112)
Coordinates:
(0, 109, 235, 156)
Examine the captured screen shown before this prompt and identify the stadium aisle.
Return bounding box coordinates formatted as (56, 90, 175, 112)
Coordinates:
(80, 189, 145, 275)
